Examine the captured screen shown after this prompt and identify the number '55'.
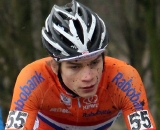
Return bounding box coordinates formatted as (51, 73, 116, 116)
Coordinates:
(6, 111, 28, 129)
(129, 110, 151, 130)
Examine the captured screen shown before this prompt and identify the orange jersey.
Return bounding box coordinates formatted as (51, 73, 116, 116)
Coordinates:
(5, 56, 156, 130)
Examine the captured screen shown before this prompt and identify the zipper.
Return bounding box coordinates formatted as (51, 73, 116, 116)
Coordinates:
(76, 97, 81, 128)
(77, 97, 81, 108)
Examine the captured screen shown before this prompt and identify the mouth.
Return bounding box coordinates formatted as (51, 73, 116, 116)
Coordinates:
(81, 85, 95, 92)
(80, 78, 99, 93)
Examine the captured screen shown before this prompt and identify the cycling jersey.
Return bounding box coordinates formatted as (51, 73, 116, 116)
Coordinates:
(5, 56, 156, 130)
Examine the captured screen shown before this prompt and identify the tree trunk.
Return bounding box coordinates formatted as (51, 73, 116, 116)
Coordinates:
(30, 0, 43, 59)
(142, 0, 160, 127)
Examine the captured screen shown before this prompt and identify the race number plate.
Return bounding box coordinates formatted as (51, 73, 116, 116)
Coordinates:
(128, 110, 153, 130)
(5, 110, 28, 130)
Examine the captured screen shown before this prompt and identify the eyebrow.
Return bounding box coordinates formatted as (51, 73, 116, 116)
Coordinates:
(66, 55, 102, 65)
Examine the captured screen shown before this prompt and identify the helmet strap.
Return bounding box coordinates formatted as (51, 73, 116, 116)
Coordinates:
(58, 64, 79, 98)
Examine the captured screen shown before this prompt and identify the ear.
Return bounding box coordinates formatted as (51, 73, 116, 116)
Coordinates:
(46, 58, 59, 75)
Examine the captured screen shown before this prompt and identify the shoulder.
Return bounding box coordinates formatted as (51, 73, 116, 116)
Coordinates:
(19, 57, 53, 76)
(104, 56, 138, 75)
(22, 57, 52, 70)
(102, 56, 142, 87)
(104, 56, 130, 68)
(11, 57, 59, 108)
(103, 57, 145, 111)
(15, 57, 58, 87)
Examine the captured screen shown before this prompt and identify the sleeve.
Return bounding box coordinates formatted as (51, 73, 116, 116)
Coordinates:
(110, 64, 156, 129)
(5, 64, 45, 130)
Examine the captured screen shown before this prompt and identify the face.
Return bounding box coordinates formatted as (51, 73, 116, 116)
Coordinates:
(61, 54, 103, 98)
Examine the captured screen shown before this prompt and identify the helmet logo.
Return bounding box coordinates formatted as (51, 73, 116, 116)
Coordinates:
(71, 45, 77, 49)
(82, 51, 89, 55)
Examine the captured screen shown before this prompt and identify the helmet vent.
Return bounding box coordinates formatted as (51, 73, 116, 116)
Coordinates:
(77, 7, 83, 16)
(65, 8, 72, 13)
(73, 20, 84, 44)
(59, 12, 67, 20)
(87, 41, 91, 49)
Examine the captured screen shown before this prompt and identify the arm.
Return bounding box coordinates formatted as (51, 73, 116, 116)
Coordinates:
(111, 65, 156, 129)
(5, 65, 45, 130)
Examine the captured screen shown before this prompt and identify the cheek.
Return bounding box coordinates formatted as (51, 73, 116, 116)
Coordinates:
(97, 67, 102, 73)
(96, 70, 102, 80)
(61, 72, 77, 85)
(96, 62, 103, 73)
(95, 65, 103, 80)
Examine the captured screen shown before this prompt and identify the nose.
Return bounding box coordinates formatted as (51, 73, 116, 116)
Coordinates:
(81, 66, 93, 82)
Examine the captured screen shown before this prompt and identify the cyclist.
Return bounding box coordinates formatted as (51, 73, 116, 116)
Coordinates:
(5, 0, 156, 129)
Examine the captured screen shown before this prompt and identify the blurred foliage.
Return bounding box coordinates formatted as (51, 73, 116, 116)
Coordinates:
(0, 0, 159, 129)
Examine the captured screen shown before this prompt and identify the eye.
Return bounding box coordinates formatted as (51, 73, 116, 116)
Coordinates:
(92, 61, 98, 65)
(69, 65, 80, 70)
(90, 60, 99, 67)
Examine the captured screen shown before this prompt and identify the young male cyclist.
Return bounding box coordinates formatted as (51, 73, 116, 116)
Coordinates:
(5, 0, 156, 129)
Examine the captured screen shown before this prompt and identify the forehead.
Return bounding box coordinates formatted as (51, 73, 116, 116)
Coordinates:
(63, 54, 102, 64)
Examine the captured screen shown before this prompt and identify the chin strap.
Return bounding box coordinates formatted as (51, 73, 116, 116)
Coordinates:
(58, 71, 79, 98)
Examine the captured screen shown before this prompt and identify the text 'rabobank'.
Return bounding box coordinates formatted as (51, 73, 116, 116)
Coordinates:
(14, 71, 45, 110)
(112, 72, 143, 110)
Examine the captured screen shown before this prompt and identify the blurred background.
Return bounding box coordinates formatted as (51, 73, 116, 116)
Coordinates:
(0, 0, 160, 129)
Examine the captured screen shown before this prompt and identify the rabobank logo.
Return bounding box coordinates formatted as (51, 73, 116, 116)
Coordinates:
(14, 71, 45, 110)
(112, 72, 143, 110)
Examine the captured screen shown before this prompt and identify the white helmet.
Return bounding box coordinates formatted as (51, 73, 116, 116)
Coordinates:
(42, 0, 109, 62)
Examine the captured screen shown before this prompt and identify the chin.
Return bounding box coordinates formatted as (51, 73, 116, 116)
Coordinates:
(80, 91, 97, 98)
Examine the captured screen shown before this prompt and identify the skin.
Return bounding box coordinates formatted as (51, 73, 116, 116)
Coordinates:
(60, 54, 104, 98)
